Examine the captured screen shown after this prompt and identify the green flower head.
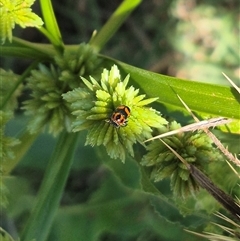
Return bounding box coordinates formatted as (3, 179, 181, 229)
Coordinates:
(0, 111, 20, 164)
(0, 111, 19, 208)
(141, 121, 223, 198)
(23, 43, 101, 136)
(23, 64, 72, 135)
(0, 68, 22, 111)
(63, 65, 167, 161)
(55, 43, 102, 89)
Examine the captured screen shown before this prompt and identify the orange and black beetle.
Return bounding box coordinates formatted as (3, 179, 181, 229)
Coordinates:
(108, 105, 130, 128)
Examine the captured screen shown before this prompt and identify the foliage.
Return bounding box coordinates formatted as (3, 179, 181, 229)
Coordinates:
(0, 0, 239, 241)
(0, 0, 43, 44)
(63, 65, 167, 161)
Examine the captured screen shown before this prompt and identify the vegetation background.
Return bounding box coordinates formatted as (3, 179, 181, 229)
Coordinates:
(1, 0, 239, 240)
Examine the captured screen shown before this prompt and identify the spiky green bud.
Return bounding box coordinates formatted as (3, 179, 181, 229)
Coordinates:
(142, 121, 224, 198)
(55, 43, 102, 89)
(0, 111, 20, 163)
(0, 111, 20, 208)
(63, 65, 168, 161)
(23, 64, 72, 135)
(23, 43, 101, 136)
(0, 68, 22, 110)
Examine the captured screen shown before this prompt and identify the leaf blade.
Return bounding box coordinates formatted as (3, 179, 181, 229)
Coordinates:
(115, 61, 240, 120)
(39, 0, 63, 48)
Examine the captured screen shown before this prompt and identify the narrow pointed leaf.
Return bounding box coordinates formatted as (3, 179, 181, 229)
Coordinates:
(115, 61, 240, 120)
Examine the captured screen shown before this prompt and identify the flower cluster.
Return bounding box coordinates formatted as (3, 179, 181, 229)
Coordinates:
(23, 43, 101, 135)
(0, 111, 20, 208)
(0, 111, 20, 164)
(0, 68, 22, 110)
(23, 64, 71, 135)
(0, 69, 21, 166)
(63, 65, 167, 161)
(0, 69, 22, 207)
(142, 121, 223, 198)
(54, 43, 102, 89)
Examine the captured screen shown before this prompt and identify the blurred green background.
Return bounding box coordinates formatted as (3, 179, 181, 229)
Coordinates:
(2, 0, 239, 240)
(2, 0, 239, 84)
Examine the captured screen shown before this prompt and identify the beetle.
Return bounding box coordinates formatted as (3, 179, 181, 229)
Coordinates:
(108, 105, 130, 128)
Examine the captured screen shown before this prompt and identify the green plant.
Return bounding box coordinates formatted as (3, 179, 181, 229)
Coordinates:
(1, 0, 239, 241)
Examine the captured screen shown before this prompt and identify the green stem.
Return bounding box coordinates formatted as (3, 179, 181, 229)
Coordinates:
(89, 0, 142, 52)
(12, 37, 57, 57)
(1, 61, 38, 110)
(39, 0, 64, 51)
(21, 131, 78, 241)
(37, 27, 64, 54)
(0, 228, 15, 241)
(189, 164, 240, 220)
(37, 27, 62, 50)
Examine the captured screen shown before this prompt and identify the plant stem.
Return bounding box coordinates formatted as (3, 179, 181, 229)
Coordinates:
(12, 37, 57, 57)
(21, 131, 78, 241)
(39, 0, 64, 51)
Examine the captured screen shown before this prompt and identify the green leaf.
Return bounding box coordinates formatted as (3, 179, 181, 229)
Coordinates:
(21, 131, 78, 241)
(0, 227, 16, 241)
(14, 6, 43, 28)
(114, 61, 240, 120)
(52, 165, 203, 241)
(39, 0, 63, 49)
(0, 0, 43, 44)
(0, 6, 14, 44)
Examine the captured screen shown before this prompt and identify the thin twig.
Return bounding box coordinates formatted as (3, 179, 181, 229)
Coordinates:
(160, 139, 240, 220)
(222, 72, 240, 94)
(144, 117, 231, 142)
(177, 94, 240, 167)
